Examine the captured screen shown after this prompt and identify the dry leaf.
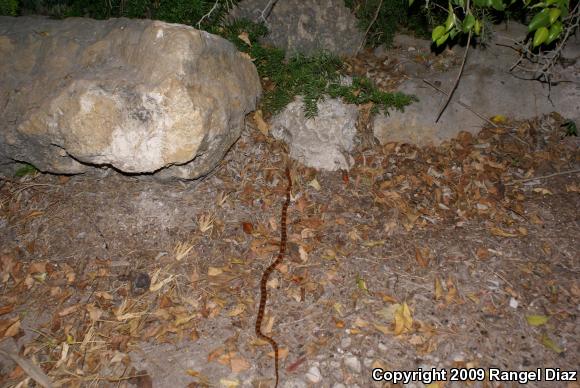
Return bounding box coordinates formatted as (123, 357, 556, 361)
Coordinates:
(86, 304, 103, 322)
(299, 245, 309, 262)
(242, 222, 254, 234)
(208, 267, 223, 276)
(268, 347, 289, 359)
(227, 303, 246, 317)
(237, 31, 251, 46)
(393, 302, 413, 336)
(490, 227, 519, 238)
(475, 247, 489, 260)
(239, 51, 253, 61)
(373, 323, 391, 335)
(353, 317, 369, 328)
(220, 378, 240, 388)
(95, 291, 114, 300)
(253, 110, 269, 136)
(0, 304, 14, 316)
(526, 315, 549, 326)
(207, 346, 225, 363)
(230, 355, 250, 373)
(445, 277, 458, 304)
(308, 178, 321, 191)
(58, 304, 80, 317)
(3, 319, 20, 338)
(434, 277, 444, 301)
(415, 247, 430, 268)
(533, 187, 553, 195)
(28, 261, 47, 274)
(540, 334, 563, 353)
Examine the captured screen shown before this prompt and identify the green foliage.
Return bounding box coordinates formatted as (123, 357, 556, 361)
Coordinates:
(562, 120, 577, 136)
(0, 0, 18, 15)
(18, 0, 238, 30)
(327, 77, 417, 115)
(424, 0, 570, 48)
(344, 0, 410, 47)
(220, 20, 416, 117)
(14, 163, 38, 177)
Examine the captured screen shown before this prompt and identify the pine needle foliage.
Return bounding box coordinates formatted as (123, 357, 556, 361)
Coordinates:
(219, 19, 416, 117)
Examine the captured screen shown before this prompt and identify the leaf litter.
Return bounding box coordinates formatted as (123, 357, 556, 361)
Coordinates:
(0, 112, 577, 386)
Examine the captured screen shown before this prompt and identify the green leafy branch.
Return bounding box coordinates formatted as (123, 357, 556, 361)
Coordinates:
(413, 0, 572, 48)
(219, 20, 416, 118)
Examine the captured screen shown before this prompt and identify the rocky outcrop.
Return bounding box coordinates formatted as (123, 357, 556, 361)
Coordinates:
(374, 24, 579, 146)
(271, 97, 357, 171)
(230, 0, 364, 57)
(0, 16, 261, 180)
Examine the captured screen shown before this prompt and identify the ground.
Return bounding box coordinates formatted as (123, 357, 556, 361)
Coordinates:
(0, 110, 578, 387)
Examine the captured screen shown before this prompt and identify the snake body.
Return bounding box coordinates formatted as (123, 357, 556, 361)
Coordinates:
(255, 165, 291, 388)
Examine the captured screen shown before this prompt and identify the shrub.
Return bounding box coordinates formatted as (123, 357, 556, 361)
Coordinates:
(0, 0, 18, 15)
(219, 20, 416, 117)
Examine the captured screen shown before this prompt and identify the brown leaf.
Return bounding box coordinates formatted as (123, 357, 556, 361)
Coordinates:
(86, 304, 103, 322)
(434, 277, 444, 301)
(393, 303, 413, 336)
(490, 227, 519, 238)
(242, 222, 254, 234)
(0, 304, 14, 316)
(190, 329, 199, 342)
(415, 247, 431, 268)
(237, 31, 251, 46)
(445, 277, 458, 304)
(3, 319, 20, 338)
(58, 304, 80, 317)
(230, 355, 250, 373)
(253, 110, 269, 136)
(28, 261, 47, 274)
(475, 247, 489, 260)
(207, 346, 225, 363)
(268, 347, 289, 359)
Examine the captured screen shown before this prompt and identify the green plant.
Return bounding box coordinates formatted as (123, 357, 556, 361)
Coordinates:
(0, 0, 18, 15)
(423, 0, 572, 48)
(562, 119, 577, 136)
(17, 0, 239, 30)
(15, 163, 38, 177)
(220, 20, 417, 117)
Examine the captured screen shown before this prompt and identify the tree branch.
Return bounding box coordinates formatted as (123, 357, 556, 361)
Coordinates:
(356, 0, 384, 54)
(435, 30, 472, 122)
(434, 0, 472, 123)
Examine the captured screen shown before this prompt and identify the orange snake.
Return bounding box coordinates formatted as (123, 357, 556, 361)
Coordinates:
(255, 165, 291, 387)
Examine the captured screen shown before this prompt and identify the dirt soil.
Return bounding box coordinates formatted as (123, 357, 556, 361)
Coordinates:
(0, 112, 578, 387)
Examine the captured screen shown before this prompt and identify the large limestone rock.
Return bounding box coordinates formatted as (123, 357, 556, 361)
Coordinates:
(0, 16, 261, 179)
(230, 0, 364, 57)
(374, 23, 579, 146)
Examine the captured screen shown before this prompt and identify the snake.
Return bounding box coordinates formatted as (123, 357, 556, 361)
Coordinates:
(255, 164, 291, 388)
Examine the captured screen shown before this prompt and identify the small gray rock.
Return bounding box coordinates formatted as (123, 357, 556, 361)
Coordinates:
(344, 355, 362, 373)
(305, 365, 322, 383)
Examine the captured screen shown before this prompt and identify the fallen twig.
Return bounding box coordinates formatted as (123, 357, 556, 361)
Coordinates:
(506, 168, 580, 185)
(0, 348, 53, 388)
